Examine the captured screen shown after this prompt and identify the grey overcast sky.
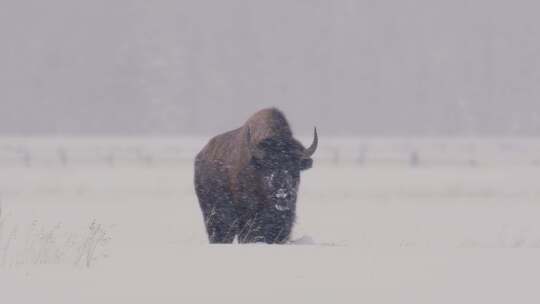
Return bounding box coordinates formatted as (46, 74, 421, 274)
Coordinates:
(1, 0, 539, 136)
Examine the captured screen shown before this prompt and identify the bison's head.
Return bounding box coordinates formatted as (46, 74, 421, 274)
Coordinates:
(247, 128, 318, 212)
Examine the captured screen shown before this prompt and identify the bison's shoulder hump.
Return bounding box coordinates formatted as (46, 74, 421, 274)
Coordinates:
(245, 108, 292, 142)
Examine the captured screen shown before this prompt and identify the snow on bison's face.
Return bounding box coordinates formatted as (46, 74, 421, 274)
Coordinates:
(250, 136, 315, 212)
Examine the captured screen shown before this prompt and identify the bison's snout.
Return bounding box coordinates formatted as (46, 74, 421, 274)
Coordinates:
(275, 188, 288, 199)
(274, 203, 289, 212)
(273, 188, 294, 212)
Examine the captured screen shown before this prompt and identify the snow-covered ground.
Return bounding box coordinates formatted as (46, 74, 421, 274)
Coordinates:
(1, 137, 540, 303)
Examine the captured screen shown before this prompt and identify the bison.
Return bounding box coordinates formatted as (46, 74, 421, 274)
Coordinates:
(194, 108, 318, 244)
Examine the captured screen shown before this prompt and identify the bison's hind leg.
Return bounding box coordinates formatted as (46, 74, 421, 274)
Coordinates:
(198, 199, 238, 244)
(197, 189, 238, 244)
(204, 210, 238, 244)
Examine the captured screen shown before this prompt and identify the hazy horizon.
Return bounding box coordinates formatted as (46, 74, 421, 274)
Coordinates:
(1, 1, 540, 137)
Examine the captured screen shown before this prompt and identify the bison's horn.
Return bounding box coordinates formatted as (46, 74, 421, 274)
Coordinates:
(246, 127, 264, 159)
(304, 127, 318, 158)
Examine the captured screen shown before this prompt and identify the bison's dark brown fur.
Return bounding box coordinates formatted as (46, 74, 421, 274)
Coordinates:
(194, 108, 317, 243)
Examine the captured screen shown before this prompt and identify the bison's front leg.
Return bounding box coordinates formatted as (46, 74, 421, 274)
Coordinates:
(262, 211, 294, 244)
(237, 210, 294, 244)
(236, 212, 263, 243)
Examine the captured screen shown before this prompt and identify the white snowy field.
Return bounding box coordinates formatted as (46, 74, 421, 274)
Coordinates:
(1, 137, 540, 303)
